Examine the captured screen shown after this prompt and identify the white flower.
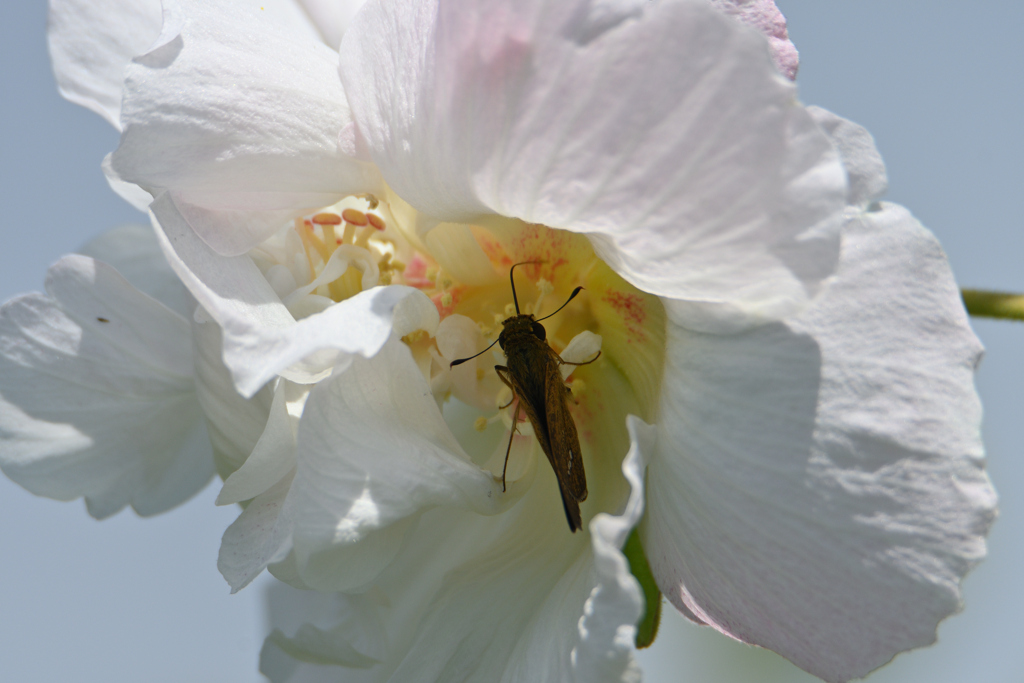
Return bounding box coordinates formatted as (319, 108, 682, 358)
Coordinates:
(0, 1, 997, 683)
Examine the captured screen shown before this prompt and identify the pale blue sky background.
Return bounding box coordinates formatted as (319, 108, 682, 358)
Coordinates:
(1, 2, 1021, 682)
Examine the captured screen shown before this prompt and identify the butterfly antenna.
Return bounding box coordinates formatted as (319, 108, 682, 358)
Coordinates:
(509, 261, 544, 314)
(450, 337, 501, 368)
(536, 286, 584, 322)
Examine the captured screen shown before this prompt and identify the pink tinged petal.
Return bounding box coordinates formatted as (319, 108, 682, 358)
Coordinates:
(642, 203, 996, 682)
(709, 0, 799, 80)
(0, 255, 213, 518)
(152, 194, 438, 398)
(809, 106, 889, 208)
(111, 0, 381, 256)
(47, 0, 164, 129)
(340, 0, 846, 331)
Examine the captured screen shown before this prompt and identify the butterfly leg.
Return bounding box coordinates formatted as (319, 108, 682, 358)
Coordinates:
(557, 349, 602, 367)
(494, 365, 519, 493)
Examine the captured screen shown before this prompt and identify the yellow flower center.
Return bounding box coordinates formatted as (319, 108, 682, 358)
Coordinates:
(253, 191, 667, 522)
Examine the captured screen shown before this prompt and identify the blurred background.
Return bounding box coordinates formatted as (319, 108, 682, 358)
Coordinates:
(1, 1, 1020, 681)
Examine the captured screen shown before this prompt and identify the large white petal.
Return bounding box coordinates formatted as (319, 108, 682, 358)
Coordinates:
(47, 0, 163, 129)
(111, 0, 380, 255)
(152, 194, 438, 398)
(340, 0, 846, 331)
(642, 203, 996, 682)
(0, 255, 213, 518)
(262, 414, 652, 683)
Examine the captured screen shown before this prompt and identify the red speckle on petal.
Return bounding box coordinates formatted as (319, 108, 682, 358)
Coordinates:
(404, 255, 434, 288)
(603, 291, 647, 343)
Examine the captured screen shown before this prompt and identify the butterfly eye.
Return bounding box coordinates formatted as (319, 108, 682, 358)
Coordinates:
(532, 321, 546, 340)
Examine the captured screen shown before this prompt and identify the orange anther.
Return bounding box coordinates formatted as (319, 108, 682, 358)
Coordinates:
(312, 213, 342, 225)
(342, 208, 368, 226)
(367, 213, 386, 230)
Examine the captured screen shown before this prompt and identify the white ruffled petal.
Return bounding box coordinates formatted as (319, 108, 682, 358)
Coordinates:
(47, 0, 163, 129)
(153, 194, 438, 398)
(643, 203, 996, 682)
(111, 0, 380, 255)
(263, 413, 652, 683)
(0, 255, 212, 518)
(340, 0, 845, 331)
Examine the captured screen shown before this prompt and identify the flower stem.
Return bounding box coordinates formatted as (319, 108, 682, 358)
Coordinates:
(961, 289, 1024, 322)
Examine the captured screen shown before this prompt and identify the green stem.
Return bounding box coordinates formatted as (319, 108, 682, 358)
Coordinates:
(961, 289, 1024, 321)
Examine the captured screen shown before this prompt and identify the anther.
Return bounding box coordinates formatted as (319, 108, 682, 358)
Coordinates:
(312, 213, 342, 225)
(342, 208, 369, 226)
(367, 213, 386, 230)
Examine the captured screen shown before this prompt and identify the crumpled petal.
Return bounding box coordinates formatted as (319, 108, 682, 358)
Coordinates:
(709, 0, 799, 79)
(642, 203, 996, 682)
(47, 0, 163, 129)
(0, 254, 213, 518)
(151, 193, 438, 397)
(111, 0, 381, 255)
(340, 0, 846, 332)
(809, 106, 888, 208)
(261, 412, 653, 683)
